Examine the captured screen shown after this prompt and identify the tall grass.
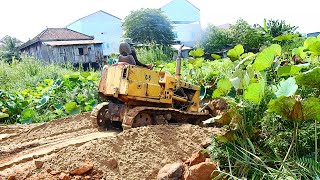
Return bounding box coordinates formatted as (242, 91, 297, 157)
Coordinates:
(0, 57, 101, 124)
(135, 43, 174, 64)
(0, 57, 97, 92)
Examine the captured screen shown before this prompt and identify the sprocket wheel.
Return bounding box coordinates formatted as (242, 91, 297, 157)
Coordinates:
(132, 112, 152, 128)
(91, 102, 110, 131)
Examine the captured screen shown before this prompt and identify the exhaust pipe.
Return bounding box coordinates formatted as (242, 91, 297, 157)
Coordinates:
(175, 44, 184, 80)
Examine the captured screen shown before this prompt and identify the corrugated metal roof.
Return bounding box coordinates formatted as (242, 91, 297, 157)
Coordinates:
(20, 28, 94, 49)
(43, 40, 102, 46)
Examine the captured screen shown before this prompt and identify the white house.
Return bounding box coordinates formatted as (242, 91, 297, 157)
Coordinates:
(161, 0, 202, 47)
(66, 10, 122, 56)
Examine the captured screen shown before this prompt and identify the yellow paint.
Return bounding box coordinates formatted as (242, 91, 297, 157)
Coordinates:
(127, 81, 147, 97)
(99, 64, 201, 112)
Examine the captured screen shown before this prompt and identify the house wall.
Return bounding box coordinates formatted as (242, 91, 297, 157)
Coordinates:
(21, 42, 43, 59)
(67, 11, 122, 56)
(161, 0, 201, 47)
(21, 43, 103, 64)
(161, 0, 200, 23)
(172, 23, 202, 47)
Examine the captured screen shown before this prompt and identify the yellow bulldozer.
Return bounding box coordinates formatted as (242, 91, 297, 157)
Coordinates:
(91, 43, 217, 130)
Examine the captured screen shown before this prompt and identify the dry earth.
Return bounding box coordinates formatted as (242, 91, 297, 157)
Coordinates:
(0, 113, 223, 180)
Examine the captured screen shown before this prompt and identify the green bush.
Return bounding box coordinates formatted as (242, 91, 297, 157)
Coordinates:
(135, 43, 174, 64)
(0, 58, 101, 124)
(230, 19, 265, 51)
(200, 25, 232, 54)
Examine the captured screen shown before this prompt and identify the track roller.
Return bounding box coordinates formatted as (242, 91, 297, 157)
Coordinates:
(91, 102, 111, 131)
(132, 112, 153, 128)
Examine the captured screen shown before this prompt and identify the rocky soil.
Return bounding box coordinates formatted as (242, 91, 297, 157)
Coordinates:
(0, 113, 224, 180)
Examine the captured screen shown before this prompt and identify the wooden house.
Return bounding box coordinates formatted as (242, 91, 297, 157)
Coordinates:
(19, 28, 103, 66)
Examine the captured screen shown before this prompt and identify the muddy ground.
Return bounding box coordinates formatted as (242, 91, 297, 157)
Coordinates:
(0, 113, 223, 180)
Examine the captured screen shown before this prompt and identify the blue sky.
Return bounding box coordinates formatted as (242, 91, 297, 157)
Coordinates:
(0, 0, 318, 42)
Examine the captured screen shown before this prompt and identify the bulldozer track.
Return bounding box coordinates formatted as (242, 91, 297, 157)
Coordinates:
(124, 106, 212, 128)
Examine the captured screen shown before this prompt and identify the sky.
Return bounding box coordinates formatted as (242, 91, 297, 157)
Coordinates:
(0, 0, 319, 42)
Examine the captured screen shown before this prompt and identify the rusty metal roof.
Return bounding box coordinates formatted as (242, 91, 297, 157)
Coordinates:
(43, 40, 102, 46)
(20, 28, 94, 49)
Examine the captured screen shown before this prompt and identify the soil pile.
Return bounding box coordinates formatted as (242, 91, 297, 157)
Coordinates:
(0, 113, 223, 180)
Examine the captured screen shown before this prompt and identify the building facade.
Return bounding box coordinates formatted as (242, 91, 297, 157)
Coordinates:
(20, 28, 103, 65)
(161, 0, 202, 47)
(66, 10, 122, 56)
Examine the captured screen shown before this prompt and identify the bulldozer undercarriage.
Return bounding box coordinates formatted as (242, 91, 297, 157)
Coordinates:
(91, 102, 212, 131)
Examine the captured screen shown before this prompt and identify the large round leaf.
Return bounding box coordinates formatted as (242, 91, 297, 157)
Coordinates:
(227, 44, 244, 59)
(274, 77, 298, 97)
(269, 96, 320, 122)
(244, 81, 265, 105)
(189, 48, 204, 57)
(36, 95, 50, 109)
(0, 112, 9, 119)
(296, 67, 320, 88)
(273, 34, 299, 41)
(65, 102, 81, 115)
(20, 108, 36, 124)
(277, 64, 309, 77)
(253, 44, 281, 71)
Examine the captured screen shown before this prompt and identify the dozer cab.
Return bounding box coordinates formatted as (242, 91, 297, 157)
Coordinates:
(91, 44, 216, 130)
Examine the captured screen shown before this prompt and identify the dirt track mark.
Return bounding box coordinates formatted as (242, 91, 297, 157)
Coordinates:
(0, 130, 119, 171)
(0, 113, 96, 157)
(0, 113, 93, 146)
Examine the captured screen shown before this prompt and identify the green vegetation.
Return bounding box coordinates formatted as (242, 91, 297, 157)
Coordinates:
(135, 43, 174, 64)
(154, 34, 320, 179)
(0, 58, 100, 124)
(0, 36, 22, 63)
(123, 8, 175, 45)
(201, 18, 300, 55)
(0, 18, 319, 179)
(200, 25, 232, 53)
(261, 19, 299, 38)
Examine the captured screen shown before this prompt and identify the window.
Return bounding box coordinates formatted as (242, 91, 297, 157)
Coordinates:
(78, 48, 84, 55)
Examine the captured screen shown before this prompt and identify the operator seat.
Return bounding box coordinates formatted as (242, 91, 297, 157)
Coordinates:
(118, 42, 136, 65)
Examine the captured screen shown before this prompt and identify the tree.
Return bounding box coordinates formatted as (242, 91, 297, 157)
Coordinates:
(0, 36, 22, 63)
(200, 25, 233, 54)
(200, 19, 265, 54)
(123, 8, 174, 45)
(230, 19, 264, 51)
(259, 19, 298, 38)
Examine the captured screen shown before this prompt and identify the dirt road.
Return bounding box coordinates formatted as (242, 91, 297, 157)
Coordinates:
(0, 113, 223, 179)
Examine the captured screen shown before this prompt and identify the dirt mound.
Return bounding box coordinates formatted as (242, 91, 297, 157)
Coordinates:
(0, 113, 223, 180)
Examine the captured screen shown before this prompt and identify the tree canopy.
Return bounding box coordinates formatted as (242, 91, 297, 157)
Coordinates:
(123, 8, 175, 45)
(200, 25, 232, 53)
(200, 18, 300, 55)
(265, 19, 298, 38)
(0, 36, 22, 63)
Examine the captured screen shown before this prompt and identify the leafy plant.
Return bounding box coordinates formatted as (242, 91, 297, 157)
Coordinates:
(0, 36, 22, 63)
(0, 58, 100, 124)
